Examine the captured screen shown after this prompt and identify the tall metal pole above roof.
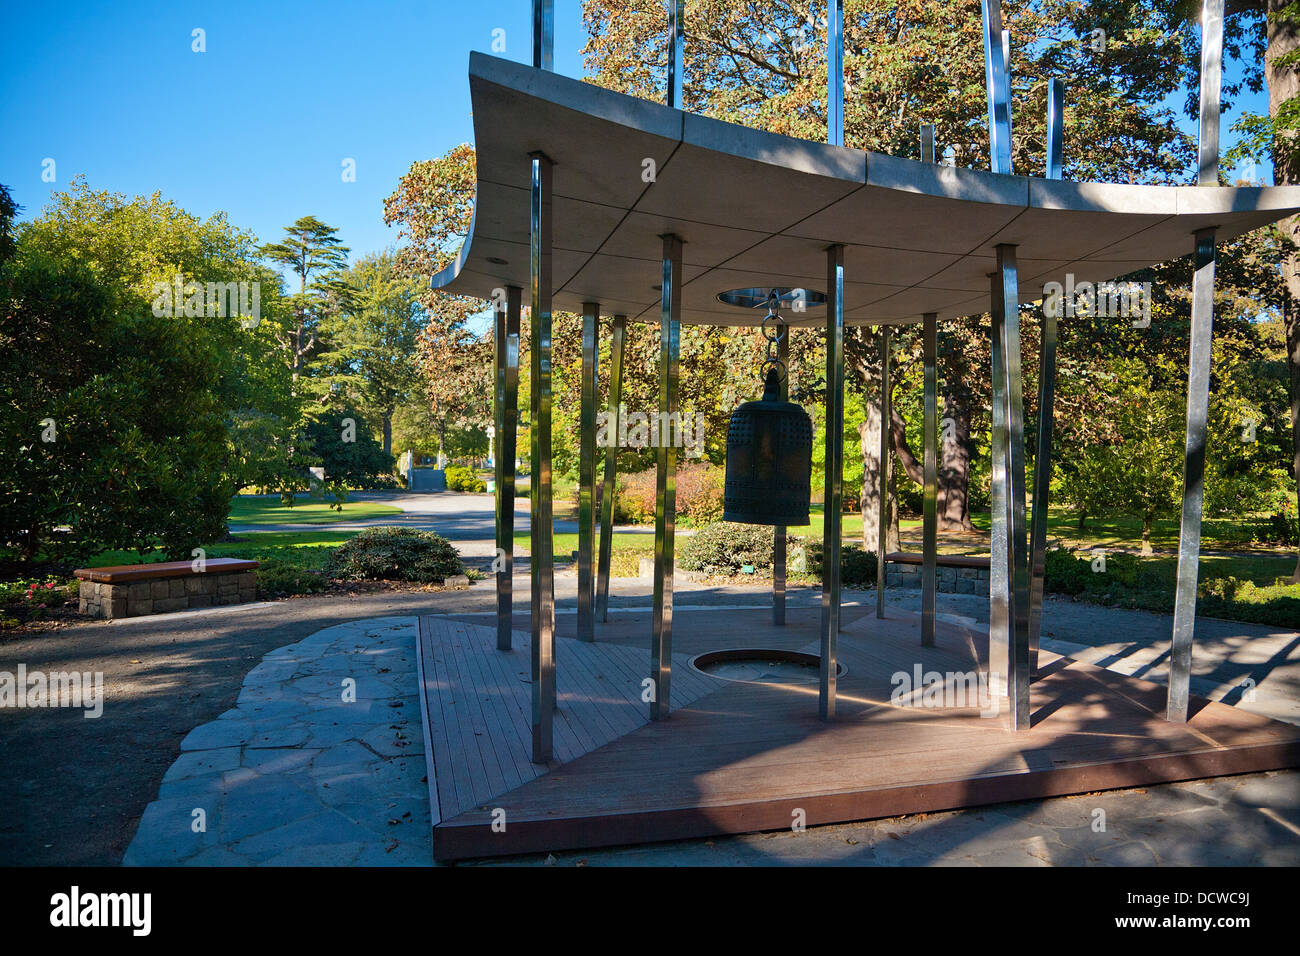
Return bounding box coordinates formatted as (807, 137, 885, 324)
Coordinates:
(1046, 78, 1064, 181)
(980, 0, 1013, 175)
(533, 0, 554, 71)
(1170, 0, 1225, 722)
(827, 0, 844, 147)
(1027, 79, 1064, 675)
(667, 0, 685, 109)
(1197, 0, 1224, 186)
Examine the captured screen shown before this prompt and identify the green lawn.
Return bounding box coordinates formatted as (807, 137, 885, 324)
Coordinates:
(228, 496, 403, 526)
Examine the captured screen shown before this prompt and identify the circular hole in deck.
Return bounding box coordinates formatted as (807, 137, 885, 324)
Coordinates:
(688, 648, 847, 686)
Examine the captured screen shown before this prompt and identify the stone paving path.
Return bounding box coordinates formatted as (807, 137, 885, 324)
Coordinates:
(123, 617, 429, 866)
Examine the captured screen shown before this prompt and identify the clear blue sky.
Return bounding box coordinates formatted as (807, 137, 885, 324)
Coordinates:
(0, 0, 1271, 273)
(0, 0, 590, 262)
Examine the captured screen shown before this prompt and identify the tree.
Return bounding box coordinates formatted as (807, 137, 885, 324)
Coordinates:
(303, 408, 396, 487)
(0, 247, 229, 564)
(260, 216, 350, 388)
(316, 251, 424, 456)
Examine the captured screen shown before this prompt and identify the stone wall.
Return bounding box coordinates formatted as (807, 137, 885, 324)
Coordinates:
(885, 560, 989, 594)
(79, 570, 258, 620)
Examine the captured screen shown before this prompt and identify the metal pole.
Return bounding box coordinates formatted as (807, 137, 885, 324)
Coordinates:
(876, 326, 891, 619)
(920, 123, 935, 165)
(994, 244, 1031, 730)
(577, 301, 599, 642)
(773, 321, 790, 625)
(922, 312, 938, 647)
(495, 286, 522, 651)
(980, 0, 1013, 175)
(1169, 1, 1224, 721)
(532, 0, 554, 71)
(651, 234, 682, 720)
(1197, 0, 1224, 187)
(667, 0, 685, 110)
(821, 244, 845, 721)
(828, 0, 844, 147)
(529, 152, 555, 763)
(1046, 78, 1064, 181)
(1027, 305, 1057, 676)
(1027, 86, 1063, 672)
(989, 272, 1009, 700)
(596, 314, 626, 622)
(1170, 229, 1217, 722)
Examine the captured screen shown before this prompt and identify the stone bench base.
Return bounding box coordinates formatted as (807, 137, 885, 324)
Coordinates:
(885, 561, 990, 595)
(79, 570, 258, 619)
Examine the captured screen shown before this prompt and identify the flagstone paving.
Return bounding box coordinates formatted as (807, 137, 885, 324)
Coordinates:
(122, 616, 429, 866)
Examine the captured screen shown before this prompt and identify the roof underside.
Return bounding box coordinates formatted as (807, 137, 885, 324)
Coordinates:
(435, 52, 1300, 328)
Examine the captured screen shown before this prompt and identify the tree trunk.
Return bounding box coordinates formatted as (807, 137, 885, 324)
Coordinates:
(858, 398, 900, 554)
(382, 412, 393, 458)
(1265, 0, 1300, 580)
(938, 390, 975, 531)
(1141, 516, 1154, 556)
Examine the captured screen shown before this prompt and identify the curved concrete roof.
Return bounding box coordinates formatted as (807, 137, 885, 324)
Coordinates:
(434, 52, 1300, 327)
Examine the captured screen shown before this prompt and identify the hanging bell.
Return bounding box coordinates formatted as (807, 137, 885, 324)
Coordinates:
(723, 364, 813, 526)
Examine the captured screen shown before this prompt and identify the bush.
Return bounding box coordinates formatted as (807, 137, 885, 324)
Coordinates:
(676, 463, 725, 525)
(325, 526, 464, 583)
(801, 539, 877, 587)
(604, 463, 725, 526)
(679, 522, 777, 575)
(445, 466, 487, 493)
(255, 556, 327, 597)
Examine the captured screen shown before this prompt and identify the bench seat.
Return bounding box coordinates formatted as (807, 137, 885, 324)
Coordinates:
(74, 559, 260, 619)
(884, 551, 990, 570)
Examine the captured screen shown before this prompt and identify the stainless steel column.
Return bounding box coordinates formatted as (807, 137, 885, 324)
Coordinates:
(529, 152, 555, 762)
(651, 235, 682, 720)
(773, 321, 789, 625)
(1170, 228, 1217, 722)
(821, 244, 846, 721)
(1028, 79, 1064, 673)
(827, 0, 844, 147)
(596, 314, 626, 622)
(532, 0, 553, 71)
(980, 0, 1013, 175)
(577, 301, 599, 642)
(989, 272, 1009, 699)
(667, 0, 685, 110)
(1027, 303, 1057, 677)
(876, 326, 891, 619)
(495, 286, 521, 651)
(1169, 0, 1224, 722)
(922, 312, 938, 647)
(993, 244, 1031, 730)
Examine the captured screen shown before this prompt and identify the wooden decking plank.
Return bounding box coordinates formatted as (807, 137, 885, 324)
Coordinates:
(448, 620, 515, 805)
(431, 620, 490, 819)
(422, 619, 473, 820)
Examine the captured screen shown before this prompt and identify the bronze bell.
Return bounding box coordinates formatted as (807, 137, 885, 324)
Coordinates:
(724, 365, 813, 526)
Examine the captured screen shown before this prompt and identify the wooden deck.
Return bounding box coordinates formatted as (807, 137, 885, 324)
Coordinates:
(417, 610, 1300, 861)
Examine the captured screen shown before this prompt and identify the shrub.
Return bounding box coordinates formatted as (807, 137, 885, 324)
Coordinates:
(445, 466, 487, 493)
(676, 463, 725, 525)
(255, 556, 327, 597)
(325, 526, 464, 583)
(800, 539, 877, 587)
(679, 522, 777, 575)
(604, 463, 725, 526)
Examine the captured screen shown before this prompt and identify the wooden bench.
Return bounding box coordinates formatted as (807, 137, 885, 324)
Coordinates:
(74, 558, 259, 619)
(883, 551, 990, 594)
